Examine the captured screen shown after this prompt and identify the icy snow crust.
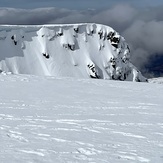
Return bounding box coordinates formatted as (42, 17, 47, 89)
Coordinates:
(0, 24, 146, 81)
(0, 74, 163, 162)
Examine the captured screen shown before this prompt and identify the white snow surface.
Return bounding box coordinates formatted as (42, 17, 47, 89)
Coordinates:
(149, 77, 163, 84)
(0, 74, 163, 163)
(0, 23, 146, 82)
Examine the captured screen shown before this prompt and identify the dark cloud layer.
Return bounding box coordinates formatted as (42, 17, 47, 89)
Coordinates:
(0, 5, 163, 77)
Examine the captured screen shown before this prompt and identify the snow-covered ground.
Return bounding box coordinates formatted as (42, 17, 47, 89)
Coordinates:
(0, 74, 163, 163)
(149, 77, 163, 84)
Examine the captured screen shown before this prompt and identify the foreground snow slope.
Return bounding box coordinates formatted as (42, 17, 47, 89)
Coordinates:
(0, 74, 162, 163)
(0, 24, 146, 81)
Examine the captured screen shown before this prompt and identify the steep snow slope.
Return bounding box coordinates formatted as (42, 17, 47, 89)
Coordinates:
(0, 24, 146, 81)
(0, 74, 163, 163)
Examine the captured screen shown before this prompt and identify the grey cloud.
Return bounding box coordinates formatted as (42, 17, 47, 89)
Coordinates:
(123, 20, 163, 70)
(0, 4, 163, 77)
(0, 8, 72, 24)
(123, 20, 163, 53)
(91, 4, 137, 32)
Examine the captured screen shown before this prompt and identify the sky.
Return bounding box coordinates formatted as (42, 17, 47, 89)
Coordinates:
(0, 0, 163, 77)
(0, 0, 163, 9)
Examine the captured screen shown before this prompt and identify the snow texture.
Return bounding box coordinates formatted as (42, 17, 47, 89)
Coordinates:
(0, 23, 147, 82)
(149, 77, 163, 84)
(0, 74, 163, 163)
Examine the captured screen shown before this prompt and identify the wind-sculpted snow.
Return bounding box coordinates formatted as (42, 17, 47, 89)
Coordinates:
(0, 74, 163, 162)
(0, 24, 147, 82)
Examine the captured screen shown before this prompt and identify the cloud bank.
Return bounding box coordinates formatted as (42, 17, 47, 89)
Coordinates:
(0, 5, 163, 77)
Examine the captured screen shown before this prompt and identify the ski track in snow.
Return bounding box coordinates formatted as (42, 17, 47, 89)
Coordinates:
(0, 75, 163, 163)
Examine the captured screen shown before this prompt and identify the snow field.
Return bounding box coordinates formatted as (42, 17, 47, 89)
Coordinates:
(0, 74, 162, 163)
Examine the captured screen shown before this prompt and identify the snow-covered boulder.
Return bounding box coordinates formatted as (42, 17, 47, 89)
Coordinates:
(0, 23, 147, 82)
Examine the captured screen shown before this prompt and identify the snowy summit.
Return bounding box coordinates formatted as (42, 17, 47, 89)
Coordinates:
(0, 23, 147, 82)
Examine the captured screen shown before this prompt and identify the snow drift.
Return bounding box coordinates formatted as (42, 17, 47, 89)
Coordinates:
(0, 23, 147, 82)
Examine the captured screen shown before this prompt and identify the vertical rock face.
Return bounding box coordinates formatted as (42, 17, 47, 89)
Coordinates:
(0, 23, 147, 82)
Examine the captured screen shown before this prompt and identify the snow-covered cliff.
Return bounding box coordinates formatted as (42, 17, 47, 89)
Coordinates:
(0, 23, 147, 82)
